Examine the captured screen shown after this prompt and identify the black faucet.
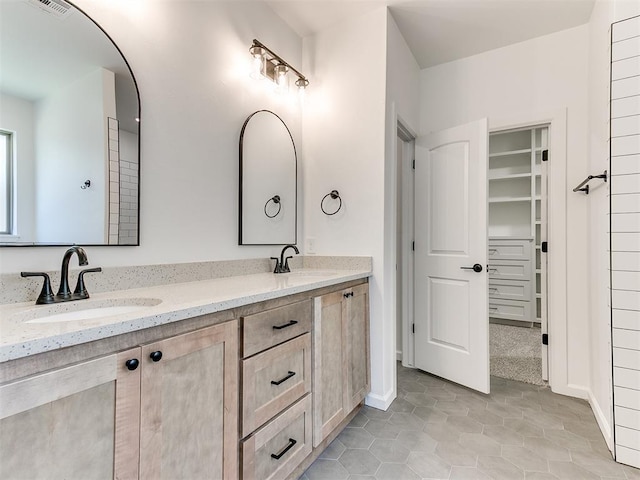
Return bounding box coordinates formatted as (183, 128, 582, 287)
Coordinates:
(57, 246, 89, 299)
(270, 244, 299, 274)
(21, 246, 102, 304)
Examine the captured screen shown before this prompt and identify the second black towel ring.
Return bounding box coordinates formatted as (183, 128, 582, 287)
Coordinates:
(264, 195, 281, 218)
(321, 190, 342, 215)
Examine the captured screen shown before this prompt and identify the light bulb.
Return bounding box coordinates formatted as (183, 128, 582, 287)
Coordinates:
(275, 64, 289, 93)
(249, 45, 265, 79)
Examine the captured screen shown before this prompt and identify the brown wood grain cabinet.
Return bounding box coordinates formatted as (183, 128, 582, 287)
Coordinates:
(0, 348, 139, 479)
(138, 321, 238, 480)
(0, 278, 370, 480)
(240, 300, 314, 480)
(0, 320, 238, 480)
(313, 283, 370, 447)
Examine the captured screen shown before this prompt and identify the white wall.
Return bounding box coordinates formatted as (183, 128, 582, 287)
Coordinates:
(35, 68, 115, 244)
(0, 93, 35, 242)
(385, 12, 421, 398)
(588, 0, 640, 453)
(301, 8, 390, 407)
(0, 1, 303, 272)
(420, 26, 591, 396)
(588, 0, 617, 449)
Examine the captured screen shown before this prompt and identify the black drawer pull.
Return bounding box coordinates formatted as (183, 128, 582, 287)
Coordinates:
(271, 371, 296, 386)
(271, 438, 297, 460)
(273, 320, 298, 330)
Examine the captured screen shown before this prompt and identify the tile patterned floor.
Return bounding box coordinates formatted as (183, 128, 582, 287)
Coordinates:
(300, 364, 640, 480)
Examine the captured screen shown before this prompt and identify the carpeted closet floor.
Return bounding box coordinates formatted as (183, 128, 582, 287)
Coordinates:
(490, 323, 545, 386)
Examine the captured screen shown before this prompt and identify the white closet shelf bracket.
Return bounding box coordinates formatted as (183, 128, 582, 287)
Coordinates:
(572, 170, 607, 195)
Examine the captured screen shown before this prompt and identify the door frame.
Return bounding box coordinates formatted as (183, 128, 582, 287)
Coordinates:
(397, 120, 416, 368)
(488, 122, 550, 382)
(489, 109, 571, 397)
(400, 109, 574, 399)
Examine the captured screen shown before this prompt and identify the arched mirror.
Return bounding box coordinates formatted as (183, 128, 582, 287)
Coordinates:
(239, 110, 297, 245)
(0, 0, 140, 246)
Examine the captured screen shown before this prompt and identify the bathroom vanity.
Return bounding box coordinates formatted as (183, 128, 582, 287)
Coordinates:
(0, 269, 370, 480)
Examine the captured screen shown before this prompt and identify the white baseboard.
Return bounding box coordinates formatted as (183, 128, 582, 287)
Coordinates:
(365, 388, 395, 411)
(396, 350, 402, 361)
(587, 390, 614, 452)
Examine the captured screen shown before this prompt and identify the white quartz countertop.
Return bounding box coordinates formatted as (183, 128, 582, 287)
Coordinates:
(0, 269, 370, 363)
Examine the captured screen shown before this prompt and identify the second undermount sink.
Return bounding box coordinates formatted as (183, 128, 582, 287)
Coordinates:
(14, 297, 162, 324)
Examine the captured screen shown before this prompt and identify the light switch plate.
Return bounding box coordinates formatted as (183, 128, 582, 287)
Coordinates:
(306, 237, 316, 254)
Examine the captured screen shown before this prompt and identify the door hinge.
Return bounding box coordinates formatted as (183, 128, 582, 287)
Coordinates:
(542, 333, 549, 345)
(542, 150, 549, 162)
(541, 241, 548, 253)
(412, 159, 415, 170)
(412, 323, 415, 334)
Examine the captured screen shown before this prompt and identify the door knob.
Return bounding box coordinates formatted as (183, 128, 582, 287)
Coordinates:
(460, 264, 483, 273)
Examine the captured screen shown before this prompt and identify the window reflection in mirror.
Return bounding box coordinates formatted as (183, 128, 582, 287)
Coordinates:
(0, 0, 140, 246)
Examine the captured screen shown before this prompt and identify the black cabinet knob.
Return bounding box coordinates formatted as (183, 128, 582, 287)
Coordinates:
(125, 358, 139, 371)
(150, 351, 163, 362)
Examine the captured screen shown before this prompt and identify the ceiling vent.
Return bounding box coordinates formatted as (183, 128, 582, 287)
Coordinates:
(25, 0, 73, 19)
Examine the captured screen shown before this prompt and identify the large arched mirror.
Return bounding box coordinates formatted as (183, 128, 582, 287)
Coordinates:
(239, 110, 297, 245)
(0, 0, 140, 246)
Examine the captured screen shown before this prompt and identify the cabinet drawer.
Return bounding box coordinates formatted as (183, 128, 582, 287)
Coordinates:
(488, 240, 532, 260)
(489, 299, 532, 322)
(242, 395, 312, 480)
(242, 300, 312, 358)
(488, 279, 532, 302)
(242, 334, 311, 437)
(488, 260, 531, 280)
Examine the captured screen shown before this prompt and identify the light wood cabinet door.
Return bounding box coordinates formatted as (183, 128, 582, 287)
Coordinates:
(0, 348, 141, 480)
(345, 283, 370, 412)
(313, 283, 370, 447)
(139, 320, 238, 480)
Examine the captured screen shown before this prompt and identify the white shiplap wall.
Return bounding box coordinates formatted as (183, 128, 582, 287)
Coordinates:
(611, 15, 640, 469)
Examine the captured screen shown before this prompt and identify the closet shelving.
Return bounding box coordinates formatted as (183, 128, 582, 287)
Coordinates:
(488, 126, 548, 324)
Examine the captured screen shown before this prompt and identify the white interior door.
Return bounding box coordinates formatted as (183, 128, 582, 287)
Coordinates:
(414, 119, 489, 393)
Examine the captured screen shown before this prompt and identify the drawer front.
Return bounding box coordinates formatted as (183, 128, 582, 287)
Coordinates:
(242, 334, 311, 437)
(488, 279, 532, 302)
(489, 299, 532, 322)
(488, 240, 532, 261)
(242, 395, 312, 480)
(243, 300, 312, 358)
(488, 260, 531, 280)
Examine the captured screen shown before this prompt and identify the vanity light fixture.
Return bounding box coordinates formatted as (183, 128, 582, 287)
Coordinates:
(249, 39, 309, 93)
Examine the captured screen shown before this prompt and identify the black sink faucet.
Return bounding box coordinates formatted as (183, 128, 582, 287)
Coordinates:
(21, 246, 102, 304)
(57, 246, 89, 299)
(271, 244, 299, 274)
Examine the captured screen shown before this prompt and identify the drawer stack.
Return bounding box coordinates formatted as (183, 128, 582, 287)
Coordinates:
(488, 239, 535, 323)
(240, 300, 313, 480)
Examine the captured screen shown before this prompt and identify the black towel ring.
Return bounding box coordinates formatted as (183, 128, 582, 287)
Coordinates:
(264, 195, 281, 218)
(321, 190, 342, 215)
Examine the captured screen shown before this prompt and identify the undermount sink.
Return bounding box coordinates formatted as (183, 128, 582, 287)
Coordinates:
(14, 297, 162, 324)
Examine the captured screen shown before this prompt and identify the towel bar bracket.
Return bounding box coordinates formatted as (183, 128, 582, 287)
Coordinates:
(573, 170, 607, 195)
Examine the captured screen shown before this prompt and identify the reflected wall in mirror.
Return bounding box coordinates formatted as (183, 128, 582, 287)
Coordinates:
(239, 110, 297, 245)
(0, 0, 140, 246)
